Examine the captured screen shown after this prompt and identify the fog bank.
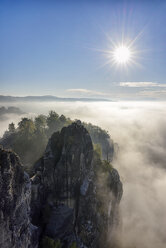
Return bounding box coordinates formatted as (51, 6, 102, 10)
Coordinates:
(1, 101, 166, 248)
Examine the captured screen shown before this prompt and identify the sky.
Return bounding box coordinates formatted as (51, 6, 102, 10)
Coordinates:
(1, 0, 166, 100)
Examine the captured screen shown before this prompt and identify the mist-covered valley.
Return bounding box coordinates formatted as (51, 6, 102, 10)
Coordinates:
(0, 101, 166, 248)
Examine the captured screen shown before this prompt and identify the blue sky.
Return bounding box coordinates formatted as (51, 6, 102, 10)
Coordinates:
(1, 0, 166, 100)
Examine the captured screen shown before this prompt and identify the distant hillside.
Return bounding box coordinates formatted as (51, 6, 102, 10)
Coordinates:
(0, 106, 24, 115)
(0, 95, 111, 102)
(0, 106, 25, 120)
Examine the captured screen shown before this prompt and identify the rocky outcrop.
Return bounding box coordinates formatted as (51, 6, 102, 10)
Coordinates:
(0, 121, 122, 248)
(0, 147, 38, 248)
(31, 121, 123, 247)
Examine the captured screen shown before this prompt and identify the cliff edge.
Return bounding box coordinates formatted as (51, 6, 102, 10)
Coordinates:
(0, 121, 122, 248)
(0, 147, 38, 248)
(31, 121, 123, 247)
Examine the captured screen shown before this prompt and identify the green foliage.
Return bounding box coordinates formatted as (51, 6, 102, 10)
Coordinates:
(93, 143, 103, 173)
(59, 114, 66, 123)
(69, 242, 78, 248)
(46, 112, 72, 136)
(35, 115, 47, 131)
(2, 112, 68, 171)
(8, 122, 15, 133)
(54, 240, 62, 248)
(102, 160, 113, 173)
(84, 122, 113, 161)
(18, 118, 35, 135)
(84, 122, 109, 141)
(3, 117, 47, 172)
(93, 143, 102, 158)
(47, 111, 60, 136)
(12, 118, 36, 162)
(41, 236, 62, 248)
(2, 111, 113, 175)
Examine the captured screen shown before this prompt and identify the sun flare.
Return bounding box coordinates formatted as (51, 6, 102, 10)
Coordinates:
(113, 46, 131, 64)
(102, 41, 136, 68)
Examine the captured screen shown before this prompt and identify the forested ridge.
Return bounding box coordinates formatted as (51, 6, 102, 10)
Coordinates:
(0, 111, 114, 174)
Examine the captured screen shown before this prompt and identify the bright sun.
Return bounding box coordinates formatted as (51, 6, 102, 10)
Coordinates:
(113, 46, 131, 64)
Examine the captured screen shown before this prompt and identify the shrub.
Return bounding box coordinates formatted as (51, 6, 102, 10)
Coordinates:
(102, 160, 113, 173)
(69, 242, 78, 248)
(41, 236, 62, 248)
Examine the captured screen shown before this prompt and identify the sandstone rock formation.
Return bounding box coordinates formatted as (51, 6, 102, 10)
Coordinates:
(31, 121, 123, 247)
(0, 147, 38, 248)
(0, 121, 122, 248)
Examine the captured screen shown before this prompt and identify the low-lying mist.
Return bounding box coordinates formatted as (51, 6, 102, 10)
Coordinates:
(1, 100, 166, 248)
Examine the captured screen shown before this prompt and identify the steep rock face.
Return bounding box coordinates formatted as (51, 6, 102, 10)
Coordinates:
(0, 121, 122, 248)
(32, 121, 123, 247)
(0, 147, 37, 248)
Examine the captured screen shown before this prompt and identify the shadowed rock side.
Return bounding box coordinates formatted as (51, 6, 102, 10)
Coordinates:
(31, 121, 123, 248)
(0, 121, 122, 248)
(0, 148, 38, 248)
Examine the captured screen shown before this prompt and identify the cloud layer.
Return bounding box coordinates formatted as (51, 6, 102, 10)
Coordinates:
(119, 81, 166, 87)
(1, 101, 166, 248)
(66, 88, 109, 96)
(66, 83, 166, 100)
